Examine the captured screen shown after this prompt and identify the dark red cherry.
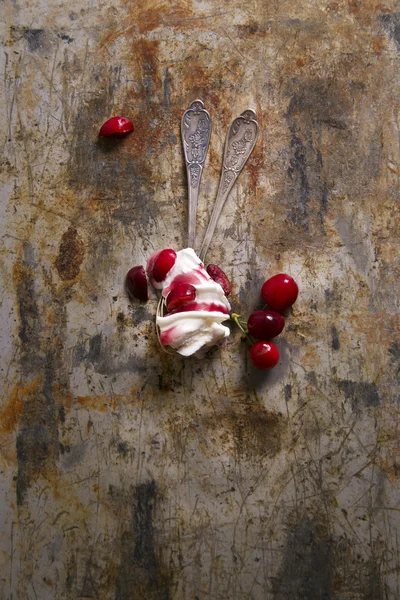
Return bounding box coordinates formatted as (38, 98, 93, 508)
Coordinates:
(247, 310, 285, 339)
(99, 116, 134, 137)
(261, 274, 298, 312)
(151, 249, 177, 282)
(126, 266, 148, 301)
(250, 341, 280, 369)
(166, 283, 196, 311)
(206, 264, 232, 296)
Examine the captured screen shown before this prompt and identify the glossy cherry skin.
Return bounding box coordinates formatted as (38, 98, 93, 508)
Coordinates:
(152, 249, 177, 282)
(166, 283, 196, 311)
(206, 264, 232, 296)
(250, 341, 280, 369)
(99, 116, 134, 137)
(126, 266, 148, 301)
(247, 310, 285, 339)
(261, 274, 299, 312)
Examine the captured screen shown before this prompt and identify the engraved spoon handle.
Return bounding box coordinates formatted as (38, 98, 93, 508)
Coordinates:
(181, 100, 212, 249)
(199, 109, 259, 262)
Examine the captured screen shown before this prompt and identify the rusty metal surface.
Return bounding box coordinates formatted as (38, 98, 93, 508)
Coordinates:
(1, 1, 400, 598)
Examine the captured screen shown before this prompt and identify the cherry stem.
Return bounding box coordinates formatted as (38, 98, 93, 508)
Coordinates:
(231, 313, 251, 339)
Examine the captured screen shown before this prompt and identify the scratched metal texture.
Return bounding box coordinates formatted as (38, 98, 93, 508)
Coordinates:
(1, 0, 400, 598)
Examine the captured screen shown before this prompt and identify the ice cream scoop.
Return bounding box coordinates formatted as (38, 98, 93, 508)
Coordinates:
(147, 248, 231, 357)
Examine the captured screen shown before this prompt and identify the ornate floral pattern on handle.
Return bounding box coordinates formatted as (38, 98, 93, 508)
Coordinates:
(199, 109, 259, 261)
(181, 100, 212, 249)
(224, 111, 258, 172)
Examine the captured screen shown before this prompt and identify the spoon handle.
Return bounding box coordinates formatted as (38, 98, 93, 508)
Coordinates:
(199, 109, 259, 262)
(181, 100, 212, 250)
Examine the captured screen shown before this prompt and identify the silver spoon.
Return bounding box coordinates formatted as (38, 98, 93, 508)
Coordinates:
(199, 109, 259, 262)
(181, 100, 212, 250)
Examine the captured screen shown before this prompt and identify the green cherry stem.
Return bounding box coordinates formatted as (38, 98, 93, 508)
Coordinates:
(231, 313, 253, 343)
(231, 313, 246, 333)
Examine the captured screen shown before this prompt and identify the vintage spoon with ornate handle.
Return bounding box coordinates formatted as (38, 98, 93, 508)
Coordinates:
(181, 100, 212, 249)
(199, 109, 259, 262)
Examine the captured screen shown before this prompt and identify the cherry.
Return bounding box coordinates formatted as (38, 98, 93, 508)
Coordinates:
(166, 283, 196, 311)
(126, 266, 148, 301)
(152, 249, 177, 282)
(206, 264, 232, 296)
(250, 341, 280, 370)
(247, 310, 285, 339)
(261, 273, 298, 312)
(99, 116, 134, 137)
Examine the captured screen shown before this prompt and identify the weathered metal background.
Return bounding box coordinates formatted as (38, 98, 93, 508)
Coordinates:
(1, 0, 400, 598)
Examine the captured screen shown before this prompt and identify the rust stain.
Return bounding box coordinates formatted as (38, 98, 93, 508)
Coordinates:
(301, 345, 322, 370)
(76, 395, 113, 411)
(75, 388, 139, 411)
(326, 1, 341, 12)
(172, 405, 288, 459)
(101, 0, 200, 45)
(131, 38, 160, 90)
(86, 194, 109, 211)
(124, 39, 164, 156)
(351, 312, 396, 349)
(232, 409, 286, 459)
(374, 408, 400, 482)
(376, 455, 400, 482)
(347, 0, 362, 15)
(134, 0, 193, 33)
(295, 56, 308, 68)
(192, 61, 242, 108)
(0, 377, 43, 436)
(53, 384, 73, 412)
(236, 22, 271, 37)
(371, 35, 386, 54)
(345, 0, 392, 21)
(55, 227, 85, 281)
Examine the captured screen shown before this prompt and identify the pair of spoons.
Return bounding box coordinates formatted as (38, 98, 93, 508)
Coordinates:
(181, 100, 259, 262)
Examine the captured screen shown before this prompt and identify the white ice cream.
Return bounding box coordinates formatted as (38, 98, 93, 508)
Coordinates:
(153, 248, 231, 357)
